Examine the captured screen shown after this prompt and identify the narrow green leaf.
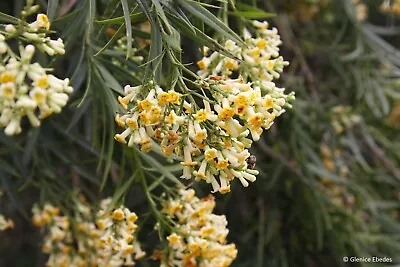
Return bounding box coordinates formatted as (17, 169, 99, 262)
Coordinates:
(236, 2, 268, 12)
(0, 173, 29, 220)
(177, 0, 244, 45)
(120, 0, 133, 58)
(139, 152, 182, 185)
(162, 28, 181, 52)
(47, 0, 59, 21)
(151, 0, 173, 34)
(227, 11, 275, 19)
(132, 27, 151, 39)
(87, 0, 96, 35)
(78, 62, 92, 108)
(22, 128, 40, 167)
(147, 21, 163, 83)
(136, 0, 154, 23)
(94, 24, 125, 57)
(95, 12, 146, 24)
(111, 171, 137, 207)
(167, 12, 238, 59)
(0, 12, 19, 24)
(95, 60, 124, 95)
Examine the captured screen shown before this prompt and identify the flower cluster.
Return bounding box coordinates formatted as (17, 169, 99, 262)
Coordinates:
(0, 5, 72, 135)
(114, 21, 294, 194)
(381, 0, 400, 14)
(32, 199, 145, 267)
(319, 145, 356, 210)
(114, 37, 145, 64)
(197, 20, 288, 83)
(96, 198, 146, 266)
(330, 106, 361, 134)
(158, 188, 237, 267)
(3, 0, 65, 56)
(0, 44, 73, 135)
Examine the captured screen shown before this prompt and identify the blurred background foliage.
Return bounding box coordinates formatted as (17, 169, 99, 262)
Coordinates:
(0, 0, 399, 266)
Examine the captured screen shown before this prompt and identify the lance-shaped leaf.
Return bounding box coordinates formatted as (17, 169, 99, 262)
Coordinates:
(176, 0, 244, 45)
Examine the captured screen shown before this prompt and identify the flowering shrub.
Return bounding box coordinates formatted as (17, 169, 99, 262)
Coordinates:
(0, 0, 399, 266)
(114, 20, 294, 193)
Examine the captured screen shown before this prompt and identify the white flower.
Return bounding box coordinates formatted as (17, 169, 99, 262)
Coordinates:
(4, 117, 22, 136)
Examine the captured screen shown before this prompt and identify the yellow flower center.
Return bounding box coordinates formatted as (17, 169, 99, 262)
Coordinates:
(236, 94, 248, 106)
(32, 89, 46, 103)
(0, 72, 16, 83)
(195, 110, 207, 122)
(168, 91, 180, 104)
(236, 104, 246, 116)
(195, 131, 207, 141)
(1, 84, 15, 99)
(123, 245, 134, 255)
(256, 39, 267, 49)
(218, 107, 235, 121)
(138, 99, 153, 111)
(126, 118, 138, 129)
(112, 209, 125, 220)
(249, 48, 261, 59)
(264, 96, 274, 109)
(267, 60, 275, 71)
(224, 59, 237, 70)
(216, 159, 229, 170)
(127, 213, 138, 222)
(188, 243, 201, 257)
(166, 112, 177, 125)
(200, 226, 215, 238)
(167, 233, 181, 246)
(157, 92, 169, 105)
(35, 76, 49, 88)
(248, 113, 264, 129)
(96, 219, 105, 230)
(204, 148, 218, 161)
(37, 14, 50, 30)
(197, 59, 207, 69)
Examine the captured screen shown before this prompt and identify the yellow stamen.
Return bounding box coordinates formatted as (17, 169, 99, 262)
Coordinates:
(168, 91, 180, 104)
(157, 92, 169, 105)
(197, 59, 207, 69)
(137, 99, 153, 111)
(204, 148, 218, 161)
(256, 39, 267, 49)
(195, 110, 207, 122)
(0, 72, 15, 83)
(218, 107, 235, 121)
(37, 14, 51, 30)
(35, 76, 49, 88)
(112, 209, 125, 220)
